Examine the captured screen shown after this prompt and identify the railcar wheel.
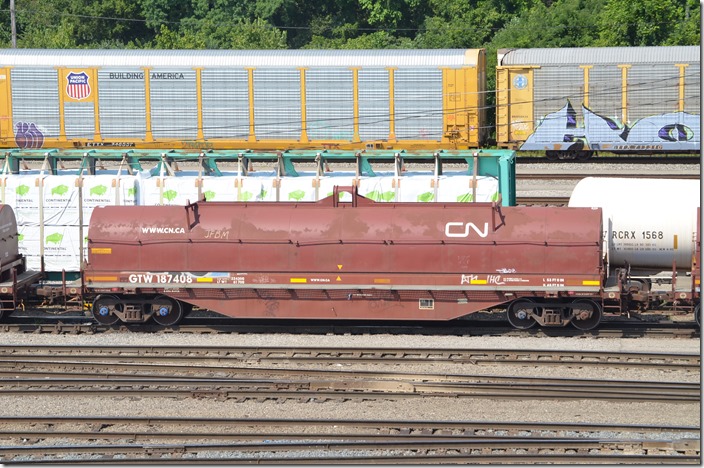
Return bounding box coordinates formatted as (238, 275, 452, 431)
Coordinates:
(151, 295, 184, 326)
(507, 299, 538, 329)
(91, 294, 121, 325)
(570, 299, 602, 331)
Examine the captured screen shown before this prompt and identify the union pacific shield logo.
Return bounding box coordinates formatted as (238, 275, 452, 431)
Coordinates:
(66, 72, 91, 100)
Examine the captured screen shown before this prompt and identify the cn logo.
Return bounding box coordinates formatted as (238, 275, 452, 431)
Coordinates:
(444, 222, 489, 238)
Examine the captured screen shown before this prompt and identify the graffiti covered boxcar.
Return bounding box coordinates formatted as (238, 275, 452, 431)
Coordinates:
(496, 46, 700, 159)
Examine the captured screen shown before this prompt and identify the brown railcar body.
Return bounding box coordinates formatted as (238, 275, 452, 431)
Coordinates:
(83, 187, 604, 326)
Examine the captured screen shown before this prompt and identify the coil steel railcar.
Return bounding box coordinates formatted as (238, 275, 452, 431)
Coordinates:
(496, 46, 700, 159)
(83, 187, 607, 329)
(81, 189, 701, 329)
(0, 49, 487, 151)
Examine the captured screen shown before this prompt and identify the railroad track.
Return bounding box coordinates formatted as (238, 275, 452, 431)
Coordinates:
(514, 163, 699, 205)
(4, 378, 697, 402)
(517, 172, 699, 180)
(0, 417, 698, 464)
(0, 313, 699, 338)
(516, 155, 700, 165)
(0, 344, 697, 370)
(516, 195, 569, 205)
(4, 441, 700, 464)
(1, 371, 698, 402)
(514, 170, 699, 205)
(0, 344, 697, 464)
(1, 416, 696, 437)
(0, 345, 698, 403)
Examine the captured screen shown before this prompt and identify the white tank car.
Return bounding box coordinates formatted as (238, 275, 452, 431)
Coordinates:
(569, 177, 701, 270)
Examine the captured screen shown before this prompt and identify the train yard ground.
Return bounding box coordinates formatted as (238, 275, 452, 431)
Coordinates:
(513, 159, 699, 205)
(0, 326, 698, 463)
(0, 156, 699, 464)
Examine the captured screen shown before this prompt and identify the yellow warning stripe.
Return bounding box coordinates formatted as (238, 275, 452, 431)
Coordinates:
(90, 248, 112, 254)
(196, 277, 213, 283)
(85, 276, 118, 282)
(582, 280, 600, 286)
(290, 278, 307, 283)
(470, 279, 487, 285)
(374, 278, 390, 284)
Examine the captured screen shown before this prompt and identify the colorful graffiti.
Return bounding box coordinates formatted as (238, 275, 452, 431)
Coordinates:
(14, 122, 45, 149)
(521, 101, 700, 152)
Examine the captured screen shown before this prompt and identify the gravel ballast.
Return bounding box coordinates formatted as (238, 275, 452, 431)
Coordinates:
(0, 332, 698, 428)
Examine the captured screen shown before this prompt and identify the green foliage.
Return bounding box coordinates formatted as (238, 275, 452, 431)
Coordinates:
(357, 0, 430, 33)
(415, 0, 528, 49)
(8, 0, 154, 48)
(1, 0, 698, 49)
(595, 0, 700, 46)
(489, 0, 604, 49)
(153, 25, 207, 49)
(308, 30, 413, 49)
(153, 18, 286, 49)
(228, 18, 287, 49)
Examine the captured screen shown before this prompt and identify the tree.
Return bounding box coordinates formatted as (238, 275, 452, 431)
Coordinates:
(665, 0, 701, 45)
(489, 0, 603, 49)
(152, 24, 207, 49)
(153, 18, 286, 49)
(227, 18, 287, 48)
(414, 0, 540, 48)
(307, 30, 413, 48)
(357, 0, 430, 32)
(595, 0, 700, 46)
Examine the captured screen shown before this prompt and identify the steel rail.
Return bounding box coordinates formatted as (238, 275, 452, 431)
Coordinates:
(0, 364, 699, 389)
(516, 196, 569, 205)
(2, 371, 700, 389)
(0, 431, 696, 445)
(516, 172, 699, 180)
(0, 345, 697, 370)
(0, 416, 695, 434)
(0, 319, 699, 338)
(0, 366, 698, 396)
(516, 156, 700, 165)
(0, 378, 698, 402)
(17, 454, 701, 464)
(2, 418, 698, 463)
(3, 447, 700, 465)
(0, 438, 699, 456)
